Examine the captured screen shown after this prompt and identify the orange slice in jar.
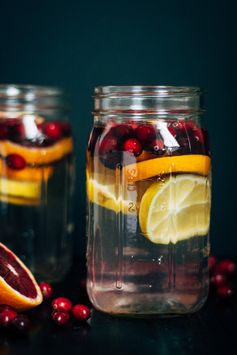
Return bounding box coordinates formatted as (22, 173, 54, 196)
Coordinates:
(0, 159, 53, 181)
(123, 154, 211, 182)
(0, 137, 73, 166)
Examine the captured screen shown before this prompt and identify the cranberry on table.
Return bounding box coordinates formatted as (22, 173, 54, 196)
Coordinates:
(135, 124, 156, 144)
(39, 282, 53, 300)
(52, 297, 72, 312)
(217, 260, 236, 275)
(72, 304, 91, 321)
(217, 285, 233, 299)
(11, 315, 31, 332)
(208, 255, 217, 271)
(0, 308, 17, 327)
(210, 273, 227, 287)
(123, 138, 142, 156)
(168, 125, 177, 137)
(43, 122, 62, 140)
(6, 154, 26, 170)
(51, 310, 70, 326)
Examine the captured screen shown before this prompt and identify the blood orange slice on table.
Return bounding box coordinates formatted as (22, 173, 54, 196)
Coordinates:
(0, 242, 43, 311)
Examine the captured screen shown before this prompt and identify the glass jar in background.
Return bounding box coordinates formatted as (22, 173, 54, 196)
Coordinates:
(0, 85, 75, 282)
(87, 86, 211, 316)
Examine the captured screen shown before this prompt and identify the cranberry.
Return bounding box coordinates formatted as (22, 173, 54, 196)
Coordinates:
(216, 260, 236, 275)
(11, 315, 31, 332)
(0, 304, 15, 313)
(123, 138, 142, 156)
(113, 124, 133, 140)
(6, 154, 26, 170)
(208, 255, 217, 271)
(43, 122, 62, 140)
(0, 125, 8, 140)
(52, 297, 72, 312)
(185, 120, 199, 131)
(210, 273, 227, 287)
(0, 308, 17, 327)
(193, 128, 204, 143)
(171, 121, 186, 130)
(135, 124, 156, 144)
(39, 282, 53, 300)
(99, 135, 118, 156)
(61, 122, 72, 137)
(72, 304, 91, 321)
(168, 126, 177, 137)
(217, 285, 233, 299)
(149, 138, 165, 154)
(51, 310, 70, 326)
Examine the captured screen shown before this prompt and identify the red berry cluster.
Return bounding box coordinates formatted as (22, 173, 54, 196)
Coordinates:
(0, 305, 31, 332)
(39, 282, 91, 327)
(89, 120, 209, 169)
(2, 119, 72, 170)
(209, 256, 236, 298)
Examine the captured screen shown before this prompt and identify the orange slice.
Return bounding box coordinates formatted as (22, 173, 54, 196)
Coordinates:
(123, 154, 211, 182)
(0, 159, 53, 181)
(0, 194, 40, 206)
(0, 137, 73, 165)
(0, 242, 43, 311)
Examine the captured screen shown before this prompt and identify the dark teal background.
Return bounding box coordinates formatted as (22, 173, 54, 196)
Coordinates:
(0, 0, 236, 256)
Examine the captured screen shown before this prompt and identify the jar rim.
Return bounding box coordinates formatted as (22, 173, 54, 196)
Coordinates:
(0, 84, 65, 99)
(95, 86, 203, 96)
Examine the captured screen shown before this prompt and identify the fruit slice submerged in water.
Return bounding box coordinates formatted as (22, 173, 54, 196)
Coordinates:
(139, 174, 211, 244)
(0, 137, 73, 165)
(0, 242, 43, 310)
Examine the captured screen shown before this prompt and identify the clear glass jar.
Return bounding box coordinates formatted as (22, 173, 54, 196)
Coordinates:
(86, 86, 211, 316)
(0, 85, 75, 282)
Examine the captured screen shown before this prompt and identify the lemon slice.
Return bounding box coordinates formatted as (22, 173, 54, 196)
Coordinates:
(139, 174, 211, 244)
(87, 172, 137, 215)
(0, 178, 41, 204)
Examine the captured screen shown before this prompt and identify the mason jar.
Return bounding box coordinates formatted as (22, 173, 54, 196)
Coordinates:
(0, 85, 75, 282)
(86, 86, 211, 316)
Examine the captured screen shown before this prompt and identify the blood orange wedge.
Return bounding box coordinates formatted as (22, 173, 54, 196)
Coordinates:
(0, 242, 43, 311)
(123, 154, 211, 182)
(0, 137, 73, 165)
(0, 159, 53, 181)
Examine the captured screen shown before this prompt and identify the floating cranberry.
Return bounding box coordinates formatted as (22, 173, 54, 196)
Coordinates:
(112, 124, 133, 140)
(149, 138, 165, 154)
(135, 124, 156, 144)
(72, 304, 91, 321)
(6, 154, 26, 170)
(217, 285, 233, 299)
(11, 315, 31, 332)
(51, 310, 70, 326)
(123, 138, 142, 156)
(0, 308, 17, 327)
(0, 125, 8, 140)
(208, 255, 217, 271)
(193, 128, 204, 143)
(171, 121, 186, 130)
(99, 135, 118, 156)
(39, 282, 53, 300)
(43, 122, 62, 140)
(217, 260, 236, 275)
(168, 126, 177, 137)
(210, 273, 227, 287)
(52, 297, 72, 312)
(61, 122, 72, 137)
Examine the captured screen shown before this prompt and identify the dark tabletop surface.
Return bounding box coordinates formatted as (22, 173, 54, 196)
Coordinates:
(1, 259, 236, 355)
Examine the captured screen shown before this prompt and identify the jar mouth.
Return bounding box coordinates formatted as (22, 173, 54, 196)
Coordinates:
(94, 85, 204, 116)
(95, 86, 203, 97)
(0, 84, 69, 112)
(0, 84, 65, 99)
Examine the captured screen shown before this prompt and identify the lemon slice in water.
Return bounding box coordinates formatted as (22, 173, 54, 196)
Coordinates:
(139, 174, 211, 244)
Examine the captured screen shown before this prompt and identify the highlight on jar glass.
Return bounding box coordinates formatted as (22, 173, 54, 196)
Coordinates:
(86, 86, 211, 316)
(0, 85, 75, 282)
